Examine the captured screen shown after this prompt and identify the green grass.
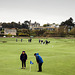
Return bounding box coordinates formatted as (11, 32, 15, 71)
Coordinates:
(0, 38, 75, 75)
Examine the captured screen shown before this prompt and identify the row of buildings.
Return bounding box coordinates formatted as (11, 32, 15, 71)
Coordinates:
(29, 20, 59, 30)
(0, 21, 59, 36)
(0, 20, 75, 36)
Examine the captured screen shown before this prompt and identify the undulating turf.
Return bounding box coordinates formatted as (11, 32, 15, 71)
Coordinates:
(0, 38, 75, 75)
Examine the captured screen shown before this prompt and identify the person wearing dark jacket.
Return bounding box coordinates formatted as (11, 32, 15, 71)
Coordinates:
(34, 53, 43, 72)
(39, 39, 40, 43)
(20, 51, 27, 69)
(21, 39, 23, 42)
(46, 40, 50, 44)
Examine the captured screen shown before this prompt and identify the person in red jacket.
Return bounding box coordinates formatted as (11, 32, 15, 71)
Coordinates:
(20, 51, 27, 69)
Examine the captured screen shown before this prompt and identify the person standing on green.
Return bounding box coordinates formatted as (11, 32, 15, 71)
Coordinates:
(20, 51, 27, 69)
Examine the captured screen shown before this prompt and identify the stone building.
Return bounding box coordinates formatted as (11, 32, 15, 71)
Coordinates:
(29, 20, 40, 30)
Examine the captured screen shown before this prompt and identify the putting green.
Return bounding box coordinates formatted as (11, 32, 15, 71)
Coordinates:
(0, 38, 75, 75)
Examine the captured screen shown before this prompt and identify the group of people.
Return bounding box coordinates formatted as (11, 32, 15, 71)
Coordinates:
(39, 39, 50, 44)
(16, 38, 32, 42)
(16, 39, 50, 45)
(19, 39, 50, 72)
(20, 51, 43, 72)
(16, 39, 23, 42)
(28, 38, 32, 42)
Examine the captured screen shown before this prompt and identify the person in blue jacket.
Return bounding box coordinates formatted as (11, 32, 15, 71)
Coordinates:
(20, 51, 27, 69)
(34, 53, 43, 72)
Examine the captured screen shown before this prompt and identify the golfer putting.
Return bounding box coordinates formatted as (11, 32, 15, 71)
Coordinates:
(34, 53, 43, 72)
(20, 51, 27, 69)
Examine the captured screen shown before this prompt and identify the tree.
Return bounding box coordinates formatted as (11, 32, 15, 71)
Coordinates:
(60, 17, 74, 26)
(22, 21, 29, 29)
(17, 29, 30, 36)
(59, 17, 75, 35)
(43, 24, 49, 27)
(58, 26, 66, 37)
(2, 21, 29, 29)
(69, 27, 75, 35)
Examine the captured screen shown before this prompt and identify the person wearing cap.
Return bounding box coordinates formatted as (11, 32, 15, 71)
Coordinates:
(34, 53, 43, 72)
(20, 51, 27, 69)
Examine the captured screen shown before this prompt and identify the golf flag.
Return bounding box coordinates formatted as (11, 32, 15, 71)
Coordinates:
(30, 61, 34, 64)
(30, 61, 33, 72)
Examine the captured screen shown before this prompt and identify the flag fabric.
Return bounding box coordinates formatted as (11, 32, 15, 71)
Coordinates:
(30, 61, 34, 64)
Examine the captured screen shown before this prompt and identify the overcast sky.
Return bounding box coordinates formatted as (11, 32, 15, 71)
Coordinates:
(0, 0, 75, 25)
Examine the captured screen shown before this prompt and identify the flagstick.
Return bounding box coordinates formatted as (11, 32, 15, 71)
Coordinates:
(30, 64, 31, 72)
(35, 64, 37, 72)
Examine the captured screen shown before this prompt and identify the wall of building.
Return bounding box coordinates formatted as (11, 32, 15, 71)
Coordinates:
(32, 26, 55, 31)
(4, 28, 17, 35)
